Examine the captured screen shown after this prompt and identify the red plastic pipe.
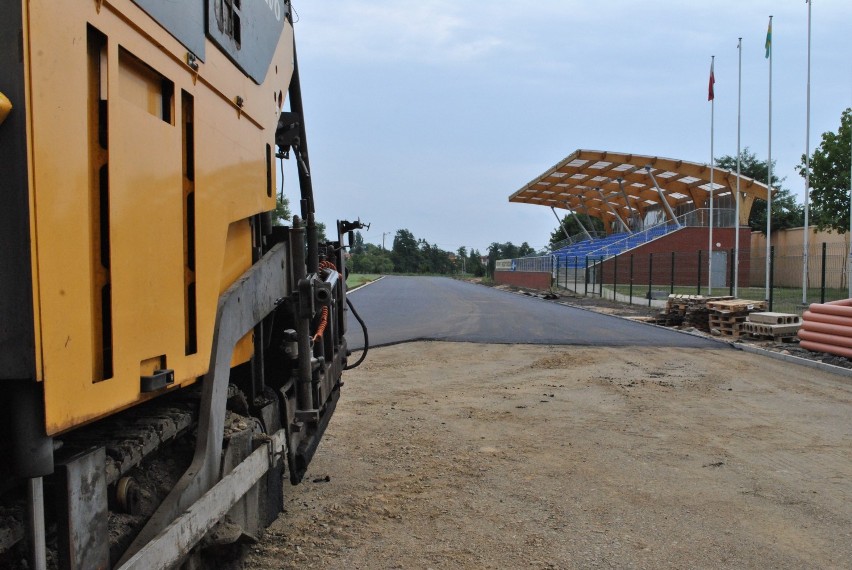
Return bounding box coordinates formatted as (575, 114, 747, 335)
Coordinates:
(799, 299, 852, 357)
(799, 340, 852, 359)
(798, 329, 852, 349)
(808, 303, 852, 318)
(799, 320, 852, 338)
(801, 310, 852, 328)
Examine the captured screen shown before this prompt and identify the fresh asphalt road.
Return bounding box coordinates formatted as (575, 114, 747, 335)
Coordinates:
(344, 276, 720, 351)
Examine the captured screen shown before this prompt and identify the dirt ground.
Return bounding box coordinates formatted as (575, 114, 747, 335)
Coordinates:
(245, 341, 851, 569)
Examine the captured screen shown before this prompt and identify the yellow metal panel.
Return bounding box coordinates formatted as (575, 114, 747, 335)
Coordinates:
(21, 1, 44, 383)
(109, 59, 184, 385)
(221, 220, 254, 367)
(29, 2, 99, 430)
(26, 0, 294, 434)
(118, 50, 171, 120)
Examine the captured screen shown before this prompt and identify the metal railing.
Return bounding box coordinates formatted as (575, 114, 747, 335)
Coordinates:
(495, 257, 553, 272)
(680, 207, 736, 228)
(550, 231, 606, 252)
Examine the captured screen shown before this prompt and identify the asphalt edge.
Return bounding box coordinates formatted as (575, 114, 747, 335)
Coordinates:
(731, 342, 852, 378)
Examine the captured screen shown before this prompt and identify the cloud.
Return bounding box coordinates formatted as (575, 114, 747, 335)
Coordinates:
(297, 0, 506, 65)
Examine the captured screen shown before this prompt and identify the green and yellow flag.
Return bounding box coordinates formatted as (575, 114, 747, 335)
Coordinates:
(765, 18, 772, 59)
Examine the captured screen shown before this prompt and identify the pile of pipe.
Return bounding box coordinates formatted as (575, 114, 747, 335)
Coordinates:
(799, 298, 852, 358)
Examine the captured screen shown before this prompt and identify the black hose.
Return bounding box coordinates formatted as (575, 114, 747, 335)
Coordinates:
(344, 296, 368, 369)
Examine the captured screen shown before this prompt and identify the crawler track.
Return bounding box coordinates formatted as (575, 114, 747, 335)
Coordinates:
(0, 385, 271, 568)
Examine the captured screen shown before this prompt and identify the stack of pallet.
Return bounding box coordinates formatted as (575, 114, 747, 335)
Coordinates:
(660, 295, 734, 331)
(742, 312, 801, 341)
(707, 299, 768, 338)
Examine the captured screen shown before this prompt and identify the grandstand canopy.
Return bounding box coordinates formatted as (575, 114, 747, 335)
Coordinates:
(509, 149, 772, 229)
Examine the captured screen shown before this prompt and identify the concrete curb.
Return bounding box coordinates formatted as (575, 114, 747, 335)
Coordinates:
(731, 342, 852, 378)
(348, 275, 385, 293)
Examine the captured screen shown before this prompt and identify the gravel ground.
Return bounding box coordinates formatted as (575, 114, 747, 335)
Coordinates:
(245, 336, 851, 568)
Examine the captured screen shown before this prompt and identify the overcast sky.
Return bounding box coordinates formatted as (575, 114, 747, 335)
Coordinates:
(283, 0, 852, 254)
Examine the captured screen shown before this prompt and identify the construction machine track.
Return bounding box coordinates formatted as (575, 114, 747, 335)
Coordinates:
(0, 385, 275, 569)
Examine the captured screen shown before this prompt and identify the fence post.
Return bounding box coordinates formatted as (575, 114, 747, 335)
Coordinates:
(574, 256, 578, 293)
(729, 248, 734, 297)
(584, 256, 589, 296)
(670, 251, 675, 295)
(820, 242, 827, 304)
(599, 256, 604, 297)
(648, 253, 653, 307)
(769, 245, 775, 312)
(613, 254, 619, 300)
(696, 250, 702, 295)
(630, 254, 634, 305)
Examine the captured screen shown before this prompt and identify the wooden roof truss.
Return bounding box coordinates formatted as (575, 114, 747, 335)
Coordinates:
(509, 150, 772, 229)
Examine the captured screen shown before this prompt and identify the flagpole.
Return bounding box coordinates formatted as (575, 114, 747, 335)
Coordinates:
(766, 16, 773, 301)
(802, 1, 812, 305)
(735, 38, 742, 298)
(848, 94, 852, 298)
(708, 55, 715, 295)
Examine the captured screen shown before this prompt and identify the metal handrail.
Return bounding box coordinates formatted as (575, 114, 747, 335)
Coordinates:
(550, 230, 606, 252)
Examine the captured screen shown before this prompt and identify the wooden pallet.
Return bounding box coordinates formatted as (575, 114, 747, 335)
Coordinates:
(654, 313, 684, 327)
(666, 294, 734, 313)
(709, 314, 748, 337)
(706, 299, 768, 314)
(663, 295, 735, 332)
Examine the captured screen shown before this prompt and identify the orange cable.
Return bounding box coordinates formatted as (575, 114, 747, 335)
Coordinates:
(312, 260, 337, 341)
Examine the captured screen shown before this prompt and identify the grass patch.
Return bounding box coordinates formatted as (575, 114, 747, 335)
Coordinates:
(347, 273, 381, 289)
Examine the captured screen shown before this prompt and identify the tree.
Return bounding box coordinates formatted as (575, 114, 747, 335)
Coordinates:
(797, 107, 852, 233)
(391, 229, 421, 273)
(468, 249, 485, 277)
(486, 242, 527, 276)
(455, 246, 467, 273)
(349, 242, 394, 274)
(272, 194, 291, 226)
(518, 242, 535, 257)
(271, 195, 330, 242)
(548, 213, 604, 249)
(315, 221, 328, 243)
(351, 231, 366, 255)
(716, 148, 803, 232)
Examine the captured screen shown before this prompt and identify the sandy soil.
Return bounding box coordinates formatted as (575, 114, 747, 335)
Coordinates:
(246, 342, 851, 569)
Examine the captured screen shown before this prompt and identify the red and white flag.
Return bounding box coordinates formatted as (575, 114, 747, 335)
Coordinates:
(707, 58, 715, 101)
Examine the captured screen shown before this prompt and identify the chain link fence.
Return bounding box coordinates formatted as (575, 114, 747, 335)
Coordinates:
(496, 241, 852, 315)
